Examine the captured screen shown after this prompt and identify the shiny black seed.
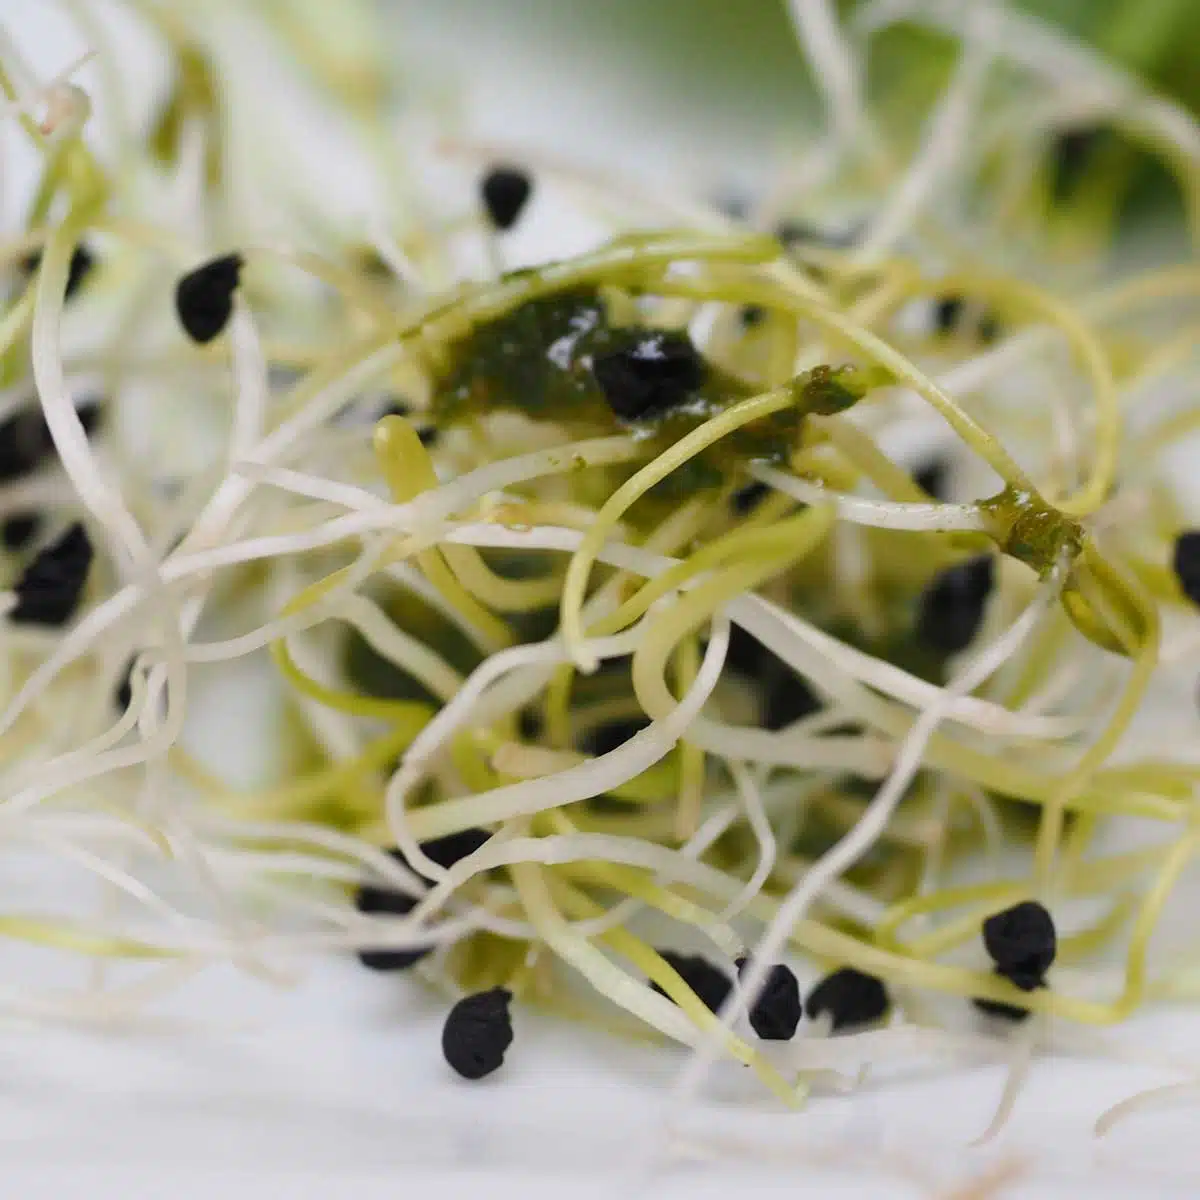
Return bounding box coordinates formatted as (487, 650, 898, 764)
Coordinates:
(722, 625, 822, 730)
(66, 246, 94, 299)
(593, 331, 705, 421)
(354, 873, 423, 971)
(481, 166, 533, 231)
(805, 967, 890, 1032)
(9, 522, 92, 626)
(913, 458, 948, 500)
(115, 656, 169, 719)
(725, 622, 766, 677)
(0, 407, 53, 482)
(0, 400, 103, 484)
(1172, 531, 1200, 606)
(76, 398, 104, 436)
(353, 830, 493, 971)
(417, 828, 493, 872)
(355, 881, 417, 919)
(934, 295, 965, 333)
(982, 900, 1056, 978)
(738, 958, 802, 1041)
(2, 512, 41, 551)
(23, 244, 94, 300)
(651, 951, 732, 1014)
(357, 926, 425, 969)
(114, 657, 135, 713)
(175, 253, 243, 344)
(973, 965, 1044, 1023)
(740, 304, 765, 328)
(916, 554, 995, 654)
(442, 987, 514, 1080)
(972, 996, 1029, 1022)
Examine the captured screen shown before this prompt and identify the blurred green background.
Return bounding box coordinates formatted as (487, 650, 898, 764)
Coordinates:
(381, 0, 1197, 230)
(389, 0, 1200, 127)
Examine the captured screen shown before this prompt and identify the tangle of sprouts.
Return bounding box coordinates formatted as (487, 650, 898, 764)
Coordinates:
(3, 0, 1200, 1150)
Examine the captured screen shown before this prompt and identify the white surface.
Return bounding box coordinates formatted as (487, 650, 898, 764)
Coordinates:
(3, 2, 1200, 1196)
(5, 955, 1200, 1198)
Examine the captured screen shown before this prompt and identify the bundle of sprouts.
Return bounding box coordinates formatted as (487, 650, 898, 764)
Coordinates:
(5, 0, 1200, 1141)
